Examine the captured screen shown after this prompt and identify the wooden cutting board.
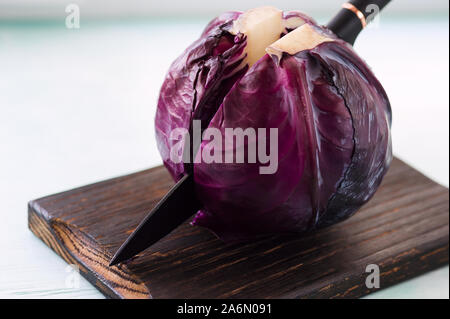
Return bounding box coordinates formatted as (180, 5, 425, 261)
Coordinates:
(28, 157, 449, 299)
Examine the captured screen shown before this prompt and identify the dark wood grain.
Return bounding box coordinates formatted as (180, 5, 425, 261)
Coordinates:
(28, 158, 449, 299)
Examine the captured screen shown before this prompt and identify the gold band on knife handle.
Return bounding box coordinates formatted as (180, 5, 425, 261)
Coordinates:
(342, 3, 367, 28)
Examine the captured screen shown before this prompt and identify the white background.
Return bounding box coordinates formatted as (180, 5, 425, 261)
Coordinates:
(0, 0, 448, 298)
(0, 0, 449, 19)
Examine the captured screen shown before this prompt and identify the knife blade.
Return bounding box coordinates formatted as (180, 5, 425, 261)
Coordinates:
(109, 173, 201, 266)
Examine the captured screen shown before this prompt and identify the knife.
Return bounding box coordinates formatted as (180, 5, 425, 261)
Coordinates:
(327, 0, 391, 45)
(109, 0, 391, 267)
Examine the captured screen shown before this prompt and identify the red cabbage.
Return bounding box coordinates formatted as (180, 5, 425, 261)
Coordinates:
(155, 8, 392, 242)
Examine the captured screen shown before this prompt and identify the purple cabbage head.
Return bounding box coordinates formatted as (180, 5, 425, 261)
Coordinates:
(155, 8, 392, 242)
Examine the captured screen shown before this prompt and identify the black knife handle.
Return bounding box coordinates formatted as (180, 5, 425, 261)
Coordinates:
(327, 0, 391, 45)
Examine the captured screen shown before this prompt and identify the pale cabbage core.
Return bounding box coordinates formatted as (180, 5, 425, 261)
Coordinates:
(230, 7, 333, 67)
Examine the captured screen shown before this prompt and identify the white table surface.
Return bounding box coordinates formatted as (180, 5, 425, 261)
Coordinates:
(0, 17, 448, 299)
